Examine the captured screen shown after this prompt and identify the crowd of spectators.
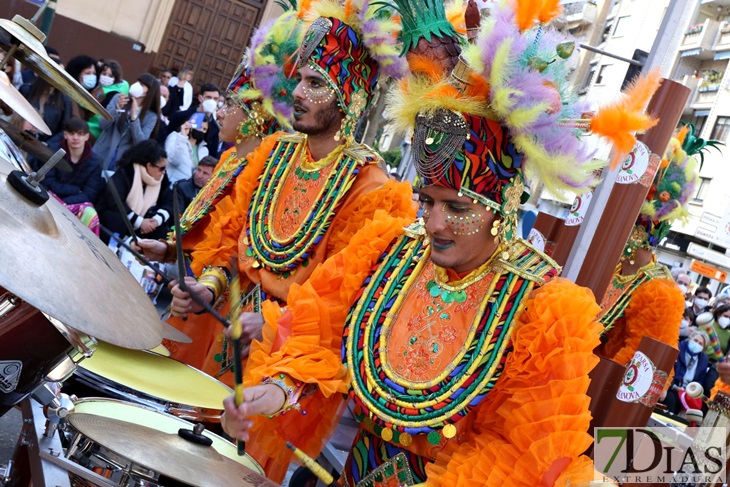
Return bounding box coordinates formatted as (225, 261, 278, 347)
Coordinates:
(2, 47, 227, 242)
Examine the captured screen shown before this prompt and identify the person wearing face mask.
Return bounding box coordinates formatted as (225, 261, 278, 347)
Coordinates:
(698, 304, 730, 361)
(661, 330, 716, 415)
(95, 139, 173, 242)
(93, 73, 161, 173)
(88, 60, 129, 139)
(164, 118, 210, 184)
(160, 83, 221, 158)
(65, 54, 98, 121)
(688, 287, 713, 326)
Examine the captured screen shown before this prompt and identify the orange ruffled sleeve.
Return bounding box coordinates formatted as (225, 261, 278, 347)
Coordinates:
(188, 133, 283, 276)
(424, 278, 602, 487)
(243, 209, 415, 483)
(609, 278, 684, 366)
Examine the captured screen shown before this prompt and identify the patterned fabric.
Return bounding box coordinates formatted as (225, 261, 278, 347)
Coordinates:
(228, 66, 281, 137)
(418, 114, 524, 209)
(343, 232, 557, 444)
(344, 428, 425, 486)
(305, 17, 379, 112)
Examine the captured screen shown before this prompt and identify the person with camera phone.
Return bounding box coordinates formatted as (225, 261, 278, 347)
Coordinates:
(93, 72, 161, 173)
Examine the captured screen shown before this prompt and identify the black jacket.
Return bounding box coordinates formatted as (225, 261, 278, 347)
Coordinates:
(174, 177, 201, 212)
(39, 138, 105, 205)
(159, 101, 220, 158)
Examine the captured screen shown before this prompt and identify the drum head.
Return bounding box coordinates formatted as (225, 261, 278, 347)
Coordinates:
(78, 341, 231, 411)
(72, 398, 263, 474)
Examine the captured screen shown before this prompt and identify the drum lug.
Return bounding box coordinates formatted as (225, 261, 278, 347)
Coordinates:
(0, 460, 13, 485)
(0, 292, 20, 320)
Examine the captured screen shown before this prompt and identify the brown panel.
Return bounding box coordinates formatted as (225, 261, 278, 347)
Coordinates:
(153, 0, 266, 92)
(0, 2, 155, 81)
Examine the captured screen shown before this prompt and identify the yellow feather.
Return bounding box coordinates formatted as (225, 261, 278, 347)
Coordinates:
(506, 103, 548, 130)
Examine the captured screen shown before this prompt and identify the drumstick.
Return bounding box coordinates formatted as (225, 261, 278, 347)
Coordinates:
(228, 256, 246, 456)
(105, 177, 139, 246)
(101, 226, 232, 329)
(285, 442, 336, 486)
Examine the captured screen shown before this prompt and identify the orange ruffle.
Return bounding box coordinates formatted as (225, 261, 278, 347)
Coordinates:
(243, 210, 414, 482)
(424, 278, 602, 486)
(189, 133, 283, 275)
(609, 278, 684, 366)
(710, 378, 730, 400)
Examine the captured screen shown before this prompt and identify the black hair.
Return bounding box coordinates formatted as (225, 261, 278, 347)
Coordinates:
(101, 60, 123, 84)
(696, 287, 713, 299)
(63, 116, 90, 134)
(198, 156, 218, 168)
(65, 54, 97, 84)
(118, 140, 166, 168)
(713, 304, 730, 322)
(136, 73, 161, 135)
(199, 83, 220, 96)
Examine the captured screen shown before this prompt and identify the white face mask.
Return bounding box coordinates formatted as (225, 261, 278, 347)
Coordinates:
(99, 74, 115, 87)
(160, 96, 167, 109)
(202, 99, 218, 114)
(217, 100, 224, 109)
(129, 81, 145, 99)
(678, 284, 688, 294)
(81, 74, 97, 89)
(719, 316, 730, 329)
(681, 318, 690, 329)
(694, 298, 709, 309)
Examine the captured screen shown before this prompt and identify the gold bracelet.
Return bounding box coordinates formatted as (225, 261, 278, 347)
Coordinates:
(163, 239, 176, 262)
(198, 266, 229, 303)
(262, 374, 312, 417)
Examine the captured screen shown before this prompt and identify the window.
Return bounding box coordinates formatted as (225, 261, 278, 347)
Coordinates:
(613, 16, 630, 37)
(595, 65, 610, 84)
(710, 116, 730, 142)
(692, 177, 711, 203)
(691, 115, 708, 136)
(582, 65, 597, 91)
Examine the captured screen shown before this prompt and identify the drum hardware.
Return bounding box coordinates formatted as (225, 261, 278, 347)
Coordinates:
(0, 292, 19, 319)
(7, 147, 65, 205)
(0, 71, 51, 136)
(0, 120, 72, 172)
(0, 460, 13, 485)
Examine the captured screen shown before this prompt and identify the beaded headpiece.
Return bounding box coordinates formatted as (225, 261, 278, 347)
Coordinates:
(623, 135, 700, 262)
(385, 0, 661, 242)
(297, 0, 406, 141)
(226, 9, 305, 138)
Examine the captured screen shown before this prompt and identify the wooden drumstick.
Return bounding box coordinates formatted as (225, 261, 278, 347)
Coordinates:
(285, 441, 336, 486)
(229, 256, 246, 456)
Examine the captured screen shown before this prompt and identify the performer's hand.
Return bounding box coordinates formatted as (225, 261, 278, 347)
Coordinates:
(134, 239, 167, 262)
(169, 277, 214, 317)
(718, 360, 730, 386)
(221, 385, 286, 441)
(225, 312, 264, 348)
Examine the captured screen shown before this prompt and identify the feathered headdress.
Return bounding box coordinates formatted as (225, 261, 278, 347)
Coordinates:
(384, 0, 660, 241)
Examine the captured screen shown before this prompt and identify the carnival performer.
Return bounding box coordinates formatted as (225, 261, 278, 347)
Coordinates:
(220, 1, 661, 484)
(166, 0, 414, 406)
(136, 14, 303, 367)
(597, 133, 700, 366)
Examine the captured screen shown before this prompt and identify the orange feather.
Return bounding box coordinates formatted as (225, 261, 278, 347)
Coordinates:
(538, 0, 561, 23)
(675, 124, 689, 146)
(447, 3, 467, 35)
(466, 73, 491, 98)
(426, 84, 460, 99)
(408, 54, 447, 81)
(297, 0, 313, 18)
(514, 0, 544, 31)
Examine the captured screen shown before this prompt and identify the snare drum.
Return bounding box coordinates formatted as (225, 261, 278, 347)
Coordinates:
(68, 341, 231, 424)
(66, 398, 264, 486)
(0, 287, 94, 416)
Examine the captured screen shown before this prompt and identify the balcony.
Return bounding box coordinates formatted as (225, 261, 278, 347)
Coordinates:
(701, 0, 730, 7)
(564, 1, 597, 30)
(679, 18, 720, 60)
(714, 21, 730, 59)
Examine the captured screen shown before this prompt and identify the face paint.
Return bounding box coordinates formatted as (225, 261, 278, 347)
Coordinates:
(442, 203, 486, 236)
(301, 84, 336, 105)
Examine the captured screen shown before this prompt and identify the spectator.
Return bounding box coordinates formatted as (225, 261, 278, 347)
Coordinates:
(169, 66, 194, 111)
(162, 83, 220, 158)
(676, 272, 691, 296)
(689, 286, 713, 326)
(93, 73, 161, 172)
(159, 68, 172, 87)
(173, 155, 216, 211)
(662, 330, 716, 415)
(88, 60, 129, 139)
(1, 51, 23, 89)
(96, 140, 172, 242)
(65, 55, 98, 121)
(38, 117, 104, 204)
(698, 304, 730, 362)
(164, 117, 210, 184)
(159, 84, 170, 128)
(20, 77, 73, 141)
(21, 46, 62, 88)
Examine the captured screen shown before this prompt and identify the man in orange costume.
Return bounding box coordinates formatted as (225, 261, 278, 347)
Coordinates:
(167, 2, 413, 399)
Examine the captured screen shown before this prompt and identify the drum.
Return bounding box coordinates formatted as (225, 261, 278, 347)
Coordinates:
(0, 286, 94, 416)
(68, 341, 231, 424)
(65, 398, 265, 487)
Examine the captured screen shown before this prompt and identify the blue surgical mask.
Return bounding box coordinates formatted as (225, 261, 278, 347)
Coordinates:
(81, 74, 97, 90)
(687, 341, 704, 355)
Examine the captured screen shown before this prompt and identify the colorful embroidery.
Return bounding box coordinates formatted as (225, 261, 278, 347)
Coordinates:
(343, 428, 423, 487)
(243, 134, 375, 276)
(179, 151, 247, 234)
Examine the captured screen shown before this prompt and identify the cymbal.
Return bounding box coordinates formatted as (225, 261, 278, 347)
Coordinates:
(162, 320, 193, 344)
(0, 71, 50, 134)
(67, 413, 278, 487)
(0, 157, 162, 349)
(0, 15, 112, 121)
(0, 119, 71, 172)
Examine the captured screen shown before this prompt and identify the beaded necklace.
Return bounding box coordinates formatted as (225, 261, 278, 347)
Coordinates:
(244, 134, 372, 277)
(179, 151, 246, 235)
(343, 232, 553, 447)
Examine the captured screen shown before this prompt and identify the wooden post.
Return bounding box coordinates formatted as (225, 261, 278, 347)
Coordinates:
(573, 79, 690, 301)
